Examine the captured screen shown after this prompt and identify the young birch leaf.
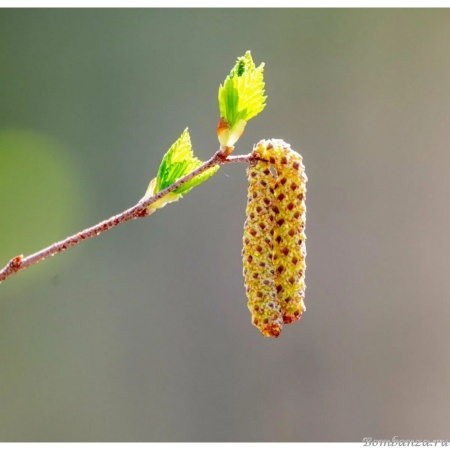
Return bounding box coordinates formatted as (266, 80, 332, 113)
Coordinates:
(141, 129, 219, 213)
(217, 51, 266, 154)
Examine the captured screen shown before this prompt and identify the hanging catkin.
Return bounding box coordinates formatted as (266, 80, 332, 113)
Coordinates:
(243, 139, 307, 337)
(242, 161, 284, 338)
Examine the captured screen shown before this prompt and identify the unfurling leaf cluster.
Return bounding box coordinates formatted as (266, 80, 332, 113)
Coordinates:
(143, 51, 266, 212)
(142, 129, 219, 212)
(217, 51, 266, 152)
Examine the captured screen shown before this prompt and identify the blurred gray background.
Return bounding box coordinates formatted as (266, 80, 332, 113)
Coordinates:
(1, 9, 450, 442)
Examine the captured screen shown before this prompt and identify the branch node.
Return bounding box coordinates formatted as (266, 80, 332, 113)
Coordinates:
(137, 207, 150, 218)
(10, 255, 23, 270)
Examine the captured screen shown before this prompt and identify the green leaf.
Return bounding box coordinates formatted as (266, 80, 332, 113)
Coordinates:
(155, 128, 194, 192)
(217, 51, 266, 148)
(175, 163, 219, 195)
(141, 129, 219, 212)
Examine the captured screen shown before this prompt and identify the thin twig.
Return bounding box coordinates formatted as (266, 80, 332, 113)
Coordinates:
(0, 150, 255, 284)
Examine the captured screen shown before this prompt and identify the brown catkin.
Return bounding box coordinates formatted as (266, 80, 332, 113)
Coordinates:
(253, 140, 307, 326)
(242, 161, 284, 337)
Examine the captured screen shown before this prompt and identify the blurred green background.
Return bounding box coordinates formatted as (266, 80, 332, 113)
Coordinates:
(1, 8, 450, 442)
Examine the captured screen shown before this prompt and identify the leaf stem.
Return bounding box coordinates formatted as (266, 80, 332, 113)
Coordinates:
(0, 150, 256, 284)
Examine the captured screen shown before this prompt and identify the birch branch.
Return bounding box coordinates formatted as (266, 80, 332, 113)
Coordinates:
(0, 150, 255, 284)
